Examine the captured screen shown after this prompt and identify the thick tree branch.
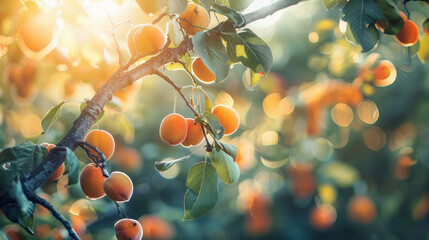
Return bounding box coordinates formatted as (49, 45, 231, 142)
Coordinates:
(0, 0, 301, 219)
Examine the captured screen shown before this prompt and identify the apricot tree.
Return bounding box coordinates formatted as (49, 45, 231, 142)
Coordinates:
(0, 0, 428, 239)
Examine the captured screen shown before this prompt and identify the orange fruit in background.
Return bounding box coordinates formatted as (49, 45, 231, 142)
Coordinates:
(114, 147, 142, 171)
(47, 162, 65, 182)
(128, 24, 166, 56)
(79, 163, 107, 200)
(114, 218, 143, 240)
(18, 11, 56, 52)
(395, 19, 419, 47)
(179, 3, 210, 35)
(373, 60, 396, 87)
(309, 205, 337, 230)
(84, 129, 115, 161)
(306, 101, 321, 137)
(103, 171, 134, 203)
(212, 105, 240, 136)
(182, 118, 205, 147)
(159, 113, 188, 145)
(139, 215, 175, 240)
(192, 57, 215, 83)
(347, 195, 377, 224)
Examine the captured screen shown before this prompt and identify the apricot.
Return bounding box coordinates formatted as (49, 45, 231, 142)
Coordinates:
(41, 142, 55, 152)
(35, 224, 51, 239)
(182, 118, 205, 147)
(395, 155, 416, 179)
(191, 57, 215, 83)
(134, 0, 167, 14)
(245, 212, 272, 236)
(179, 3, 210, 35)
(306, 101, 321, 137)
(309, 205, 336, 230)
(159, 113, 188, 145)
(47, 162, 65, 182)
(395, 19, 419, 47)
(103, 171, 134, 203)
(114, 218, 143, 240)
(18, 11, 56, 52)
(113, 147, 142, 171)
(373, 60, 396, 87)
(376, 19, 388, 32)
(3, 225, 24, 240)
(84, 129, 115, 161)
(347, 195, 377, 224)
(139, 215, 174, 240)
(128, 24, 166, 56)
(80, 163, 107, 200)
(212, 105, 240, 136)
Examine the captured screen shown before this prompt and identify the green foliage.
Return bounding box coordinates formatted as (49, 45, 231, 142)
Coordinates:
(341, 0, 383, 51)
(200, 112, 224, 140)
(184, 161, 219, 220)
(211, 4, 245, 26)
(41, 101, 66, 134)
(220, 21, 273, 74)
(323, 0, 343, 10)
(192, 30, 230, 82)
(155, 156, 190, 172)
(373, 0, 404, 34)
(209, 147, 240, 184)
(64, 148, 79, 186)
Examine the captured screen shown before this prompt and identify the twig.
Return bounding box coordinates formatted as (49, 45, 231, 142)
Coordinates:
(26, 193, 80, 240)
(200, 123, 212, 151)
(154, 69, 199, 116)
(114, 201, 129, 218)
(151, 11, 168, 25)
(77, 141, 109, 178)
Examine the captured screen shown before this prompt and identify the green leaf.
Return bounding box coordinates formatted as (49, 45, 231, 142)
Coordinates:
(221, 27, 273, 74)
(192, 31, 230, 82)
(424, 18, 429, 34)
(192, 0, 215, 10)
(219, 142, 238, 161)
(323, 0, 342, 10)
(373, 0, 404, 34)
(209, 148, 240, 184)
(204, 91, 213, 112)
(417, 35, 429, 63)
(202, 112, 224, 139)
(229, 0, 253, 11)
(0, 142, 47, 176)
(341, 0, 383, 52)
(107, 97, 122, 111)
(155, 156, 190, 172)
(80, 100, 105, 126)
(211, 4, 245, 26)
(41, 101, 66, 134)
(184, 161, 219, 220)
(242, 68, 261, 90)
(64, 148, 79, 186)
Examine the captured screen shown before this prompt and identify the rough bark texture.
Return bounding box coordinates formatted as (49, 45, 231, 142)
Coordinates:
(0, 0, 302, 205)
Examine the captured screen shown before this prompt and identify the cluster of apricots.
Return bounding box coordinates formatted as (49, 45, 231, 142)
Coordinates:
(4, 58, 38, 105)
(243, 192, 272, 236)
(159, 105, 240, 147)
(75, 129, 142, 239)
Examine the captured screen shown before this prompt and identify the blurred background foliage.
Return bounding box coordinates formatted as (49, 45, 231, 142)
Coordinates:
(1, 0, 429, 239)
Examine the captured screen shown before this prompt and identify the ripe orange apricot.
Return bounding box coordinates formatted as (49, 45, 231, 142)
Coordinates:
(139, 215, 174, 240)
(179, 3, 210, 35)
(395, 155, 416, 179)
(103, 171, 134, 203)
(113, 147, 142, 171)
(159, 113, 188, 145)
(47, 162, 65, 182)
(41, 142, 55, 152)
(3, 225, 24, 240)
(84, 129, 115, 161)
(35, 224, 51, 239)
(191, 57, 215, 83)
(182, 118, 205, 147)
(347, 195, 377, 224)
(373, 60, 396, 87)
(80, 163, 107, 200)
(212, 105, 240, 136)
(309, 205, 336, 230)
(245, 212, 272, 236)
(395, 19, 419, 47)
(129, 24, 166, 56)
(134, 0, 167, 14)
(114, 218, 143, 240)
(18, 11, 56, 52)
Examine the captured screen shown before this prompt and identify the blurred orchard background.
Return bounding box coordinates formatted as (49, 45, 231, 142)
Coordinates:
(1, 0, 429, 239)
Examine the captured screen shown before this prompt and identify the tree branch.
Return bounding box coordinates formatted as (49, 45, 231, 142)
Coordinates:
(3, 0, 301, 212)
